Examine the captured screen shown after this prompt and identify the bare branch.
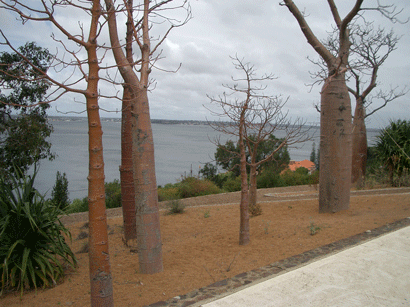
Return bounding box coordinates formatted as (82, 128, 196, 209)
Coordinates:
(281, 0, 334, 66)
(365, 86, 409, 118)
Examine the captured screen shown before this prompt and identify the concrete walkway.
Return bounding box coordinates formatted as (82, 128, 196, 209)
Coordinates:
(201, 225, 410, 307)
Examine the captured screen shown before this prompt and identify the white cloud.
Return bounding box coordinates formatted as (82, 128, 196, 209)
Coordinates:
(1, 0, 409, 128)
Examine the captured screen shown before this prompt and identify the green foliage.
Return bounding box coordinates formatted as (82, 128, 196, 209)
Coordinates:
(50, 172, 69, 210)
(375, 120, 410, 185)
(0, 42, 54, 180)
(212, 172, 230, 188)
(0, 168, 77, 295)
(158, 184, 179, 202)
(309, 221, 321, 236)
(165, 199, 185, 215)
(158, 177, 222, 201)
(366, 146, 379, 173)
(257, 166, 285, 188)
(65, 198, 89, 214)
(63, 179, 121, 214)
(215, 140, 241, 176)
(199, 162, 218, 180)
(214, 135, 290, 178)
(222, 175, 242, 192)
(178, 177, 221, 198)
(281, 168, 311, 186)
(250, 134, 290, 172)
(105, 179, 121, 209)
(199, 163, 230, 188)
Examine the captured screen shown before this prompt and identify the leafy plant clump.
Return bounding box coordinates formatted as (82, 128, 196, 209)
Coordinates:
(158, 176, 222, 201)
(309, 221, 321, 236)
(0, 169, 77, 295)
(165, 199, 185, 215)
(178, 177, 221, 198)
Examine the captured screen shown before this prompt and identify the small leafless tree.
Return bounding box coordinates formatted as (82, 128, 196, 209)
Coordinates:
(310, 21, 408, 186)
(281, 0, 405, 213)
(207, 56, 309, 245)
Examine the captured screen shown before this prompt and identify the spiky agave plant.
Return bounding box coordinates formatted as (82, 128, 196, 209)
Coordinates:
(0, 167, 77, 295)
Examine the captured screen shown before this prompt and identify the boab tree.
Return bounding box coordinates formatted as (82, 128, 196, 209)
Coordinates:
(104, 0, 191, 273)
(119, 0, 137, 243)
(0, 1, 114, 305)
(311, 21, 407, 186)
(281, 0, 404, 213)
(207, 56, 308, 245)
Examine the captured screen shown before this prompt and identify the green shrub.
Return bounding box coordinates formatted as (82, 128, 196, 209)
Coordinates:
(158, 185, 180, 202)
(65, 197, 88, 214)
(165, 199, 185, 215)
(213, 172, 230, 188)
(0, 169, 77, 295)
(281, 168, 310, 186)
(257, 168, 284, 188)
(50, 171, 69, 210)
(222, 176, 242, 192)
(177, 177, 221, 198)
(105, 179, 121, 209)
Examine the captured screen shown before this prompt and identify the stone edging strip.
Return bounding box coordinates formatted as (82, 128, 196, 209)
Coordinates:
(146, 217, 410, 307)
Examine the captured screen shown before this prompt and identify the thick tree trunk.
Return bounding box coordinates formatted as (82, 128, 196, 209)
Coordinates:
(104, 0, 163, 274)
(120, 86, 137, 241)
(319, 72, 352, 213)
(86, 1, 114, 305)
(120, 0, 137, 241)
(132, 88, 163, 273)
(239, 127, 250, 245)
(351, 98, 367, 187)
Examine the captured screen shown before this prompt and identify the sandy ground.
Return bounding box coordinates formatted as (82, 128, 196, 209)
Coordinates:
(1, 185, 410, 306)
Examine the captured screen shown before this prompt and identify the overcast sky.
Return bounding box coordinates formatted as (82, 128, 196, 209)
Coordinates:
(1, 0, 409, 129)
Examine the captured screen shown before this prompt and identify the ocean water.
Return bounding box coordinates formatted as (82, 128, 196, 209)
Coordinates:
(33, 118, 379, 200)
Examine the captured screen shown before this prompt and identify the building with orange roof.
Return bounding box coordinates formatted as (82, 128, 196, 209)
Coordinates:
(287, 159, 316, 174)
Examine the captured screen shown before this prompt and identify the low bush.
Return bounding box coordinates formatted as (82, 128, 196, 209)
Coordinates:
(0, 169, 77, 295)
(281, 168, 311, 186)
(178, 177, 221, 198)
(158, 185, 179, 202)
(165, 199, 185, 215)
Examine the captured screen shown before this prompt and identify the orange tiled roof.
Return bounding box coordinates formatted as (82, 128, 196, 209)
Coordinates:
(288, 159, 316, 172)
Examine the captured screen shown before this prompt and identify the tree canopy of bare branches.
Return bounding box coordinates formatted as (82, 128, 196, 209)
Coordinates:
(308, 17, 408, 186)
(207, 55, 309, 244)
(281, 0, 406, 212)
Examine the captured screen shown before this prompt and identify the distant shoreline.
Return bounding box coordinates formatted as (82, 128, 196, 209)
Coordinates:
(48, 116, 381, 132)
(48, 116, 210, 126)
